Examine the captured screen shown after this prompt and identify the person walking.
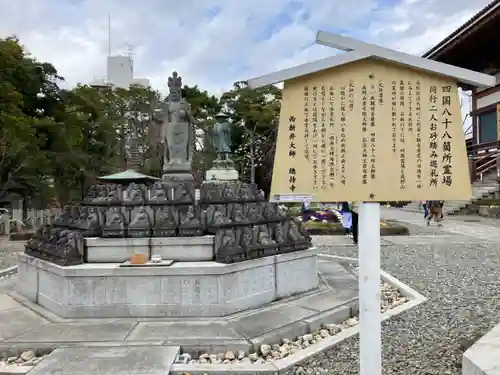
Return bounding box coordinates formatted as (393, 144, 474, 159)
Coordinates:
(349, 201, 359, 244)
(339, 201, 353, 237)
(420, 200, 428, 219)
(426, 200, 443, 226)
(300, 199, 312, 222)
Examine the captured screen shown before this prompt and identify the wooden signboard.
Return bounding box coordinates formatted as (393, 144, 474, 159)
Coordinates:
(270, 58, 472, 202)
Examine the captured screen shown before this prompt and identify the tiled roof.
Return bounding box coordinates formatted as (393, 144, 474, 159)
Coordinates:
(423, 0, 500, 58)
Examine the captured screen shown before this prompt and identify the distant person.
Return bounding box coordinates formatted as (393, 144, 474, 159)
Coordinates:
(426, 200, 443, 226)
(349, 201, 359, 244)
(420, 200, 428, 219)
(301, 199, 312, 222)
(339, 201, 352, 236)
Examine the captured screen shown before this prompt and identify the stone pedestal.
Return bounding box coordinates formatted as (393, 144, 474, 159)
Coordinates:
(17, 248, 319, 318)
(205, 168, 239, 182)
(85, 236, 215, 263)
(162, 172, 195, 183)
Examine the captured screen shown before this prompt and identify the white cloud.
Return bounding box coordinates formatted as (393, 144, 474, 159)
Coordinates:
(0, 0, 492, 98)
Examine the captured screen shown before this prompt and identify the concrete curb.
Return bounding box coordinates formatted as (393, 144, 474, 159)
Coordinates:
(462, 321, 500, 375)
(0, 266, 17, 278)
(171, 255, 428, 375)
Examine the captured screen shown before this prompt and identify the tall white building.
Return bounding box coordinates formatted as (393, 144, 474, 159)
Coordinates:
(90, 55, 150, 89)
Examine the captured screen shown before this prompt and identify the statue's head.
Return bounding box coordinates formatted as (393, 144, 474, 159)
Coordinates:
(168, 71, 182, 101)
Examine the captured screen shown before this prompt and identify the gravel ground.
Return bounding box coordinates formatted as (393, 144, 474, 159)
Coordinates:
(0, 240, 24, 269)
(287, 240, 500, 375)
(402, 222, 449, 236)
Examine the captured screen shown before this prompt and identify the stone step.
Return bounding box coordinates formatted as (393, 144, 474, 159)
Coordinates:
(26, 347, 181, 375)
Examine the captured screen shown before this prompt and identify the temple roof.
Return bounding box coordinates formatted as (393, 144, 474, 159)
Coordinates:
(423, 0, 500, 59)
(98, 169, 159, 183)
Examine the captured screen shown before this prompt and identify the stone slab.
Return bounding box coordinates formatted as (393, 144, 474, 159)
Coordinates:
(26, 346, 180, 375)
(230, 304, 315, 340)
(85, 237, 150, 263)
(7, 322, 136, 342)
(0, 365, 32, 374)
(86, 236, 216, 263)
(205, 168, 239, 181)
(126, 321, 250, 355)
(0, 294, 22, 312)
(0, 308, 49, 341)
(150, 236, 215, 261)
(119, 260, 174, 267)
(318, 260, 352, 276)
(275, 251, 318, 298)
(463, 321, 500, 375)
(292, 288, 357, 313)
(302, 305, 351, 332)
(0, 277, 16, 295)
(321, 272, 359, 294)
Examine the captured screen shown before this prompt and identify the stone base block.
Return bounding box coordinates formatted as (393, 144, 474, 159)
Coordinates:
(16, 248, 319, 318)
(85, 237, 149, 263)
(205, 168, 239, 181)
(150, 236, 214, 261)
(85, 236, 215, 263)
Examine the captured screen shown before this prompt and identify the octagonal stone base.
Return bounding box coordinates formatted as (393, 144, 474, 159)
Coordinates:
(16, 248, 319, 318)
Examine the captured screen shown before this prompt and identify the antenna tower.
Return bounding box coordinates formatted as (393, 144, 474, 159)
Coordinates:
(107, 12, 111, 56)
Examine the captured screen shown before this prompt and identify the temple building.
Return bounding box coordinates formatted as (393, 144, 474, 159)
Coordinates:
(423, 0, 500, 181)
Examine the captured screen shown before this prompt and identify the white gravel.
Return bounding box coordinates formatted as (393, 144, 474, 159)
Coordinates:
(185, 281, 407, 366)
(286, 240, 500, 375)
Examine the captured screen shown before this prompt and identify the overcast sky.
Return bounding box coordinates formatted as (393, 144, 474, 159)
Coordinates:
(0, 0, 492, 96)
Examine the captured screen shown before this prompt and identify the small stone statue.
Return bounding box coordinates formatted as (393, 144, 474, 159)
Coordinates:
(231, 204, 247, 224)
(254, 225, 275, 246)
(125, 183, 145, 204)
(215, 228, 240, 263)
(102, 207, 126, 238)
(84, 184, 98, 202)
(272, 223, 286, 244)
(106, 184, 123, 204)
(96, 185, 108, 203)
(75, 206, 89, 230)
(159, 71, 199, 177)
(149, 181, 170, 203)
(179, 206, 202, 236)
(211, 112, 233, 168)
(240, 226, 254, 248)
(153, 206, 177, 237)
(86, 207, 102, 237)
(67, 231, 84, 258)
(54, 205, 72, 227)
(129, 207, 152, 237)
(173, 183, 193, 203)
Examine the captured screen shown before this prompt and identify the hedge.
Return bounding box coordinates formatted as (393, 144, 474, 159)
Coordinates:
(303, 220, 409, 236)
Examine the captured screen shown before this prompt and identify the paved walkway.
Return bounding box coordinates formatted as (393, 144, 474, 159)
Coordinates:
(381, 207, 500, 242)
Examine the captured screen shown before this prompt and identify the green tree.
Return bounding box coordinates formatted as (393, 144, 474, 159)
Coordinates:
(0, 37, 65, 207)
(181, 85, 221, 181)
(55, 85, 123, 202)
(220, 81, 281, 192)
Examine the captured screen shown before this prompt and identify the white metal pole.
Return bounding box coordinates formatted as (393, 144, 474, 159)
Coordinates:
(358, 201, 381, 375)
